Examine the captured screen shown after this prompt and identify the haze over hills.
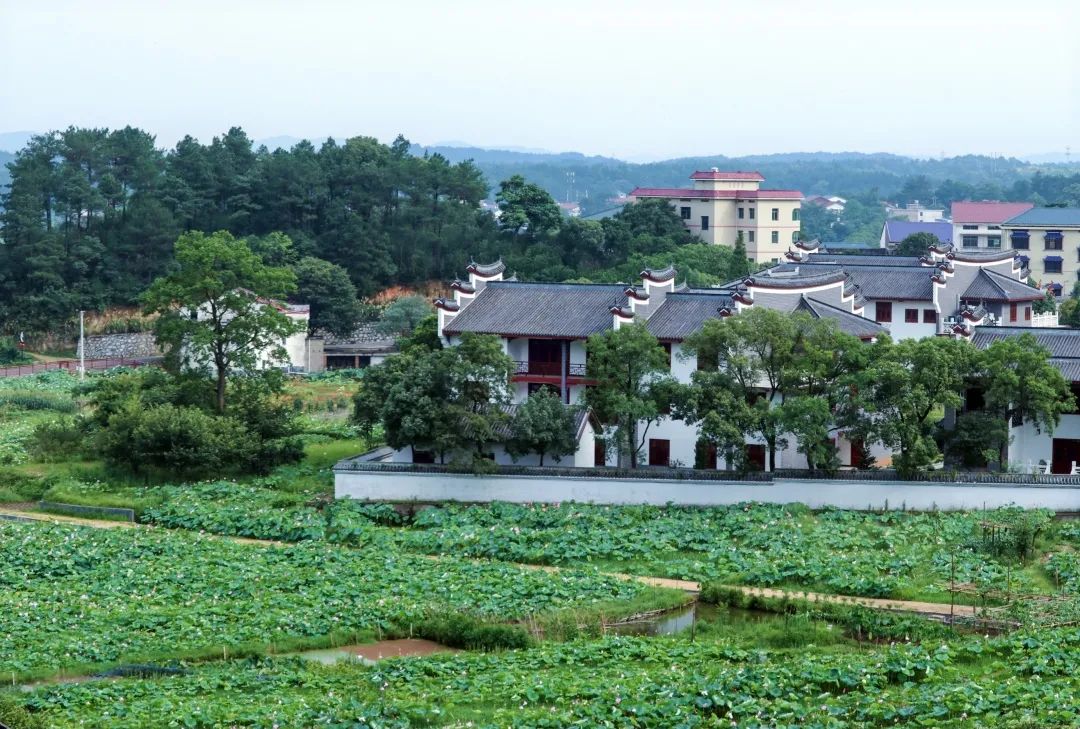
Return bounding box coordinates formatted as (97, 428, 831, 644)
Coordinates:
(2, 129, 1079, 208)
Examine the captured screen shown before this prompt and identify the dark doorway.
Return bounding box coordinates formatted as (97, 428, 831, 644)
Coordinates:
(745, 444, 766, 471)
(594, 439, 606, 467)
(1051, 438, 1080, 475)
(648, 438, 670, 467)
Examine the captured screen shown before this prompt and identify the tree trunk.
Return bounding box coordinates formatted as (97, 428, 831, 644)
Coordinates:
(628, 420, 638, 469)
(215, 361, 227, 413)
(767, 436, 776, 472)
(539, 451, 545, 467)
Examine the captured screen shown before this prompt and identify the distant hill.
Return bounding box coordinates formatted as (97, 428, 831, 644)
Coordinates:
(0, 131, 34, 153)
(0, 150, 14, 195)
(410, 143, 623, 167)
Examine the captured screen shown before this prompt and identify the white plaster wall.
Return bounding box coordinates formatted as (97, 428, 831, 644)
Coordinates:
(1008, 414, 1080, 472)
(335, 471, 1080, 510)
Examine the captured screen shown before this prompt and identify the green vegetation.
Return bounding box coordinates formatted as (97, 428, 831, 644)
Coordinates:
(0, 519, 670, 681)
(0, 128, 752, 337)
(16, 627, 1080, 727)
(2, 366, 1077, 727)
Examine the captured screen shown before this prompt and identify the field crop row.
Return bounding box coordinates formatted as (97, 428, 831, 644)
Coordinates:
(143, 489, 1073, 601)
(0, 521, 667, 679)
(18, 629, 1080, 727)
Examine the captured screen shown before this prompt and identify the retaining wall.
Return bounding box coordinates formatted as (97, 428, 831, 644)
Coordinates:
(334, 470, 1080, 511)
(83, 332, 160, 359)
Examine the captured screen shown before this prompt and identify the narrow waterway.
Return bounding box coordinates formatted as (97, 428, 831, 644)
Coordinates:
(289, 638, 458, 665)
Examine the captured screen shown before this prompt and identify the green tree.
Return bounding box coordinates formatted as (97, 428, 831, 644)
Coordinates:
(496, 174, 562, 237)
(978, 333, 1073, 464)
(353, 333, 512, 463)
(943, 411, 1010, 469)
(142, 231, 303, 413)
(100, 402, 255, 477)
(292, 256, 363, 336)
(377, 295, 433, 337)
(858, 337, 979, 478)
(684, 309, 870, 471)
(584, 323, 673, 468)
(731, 232, 751, 278)
(1032, 289, 1057, 315)
(892, 232, 940, 256)
(506, 389, 580, 465)
(780, 396, 839, 472)
(673, 370, 754, 472)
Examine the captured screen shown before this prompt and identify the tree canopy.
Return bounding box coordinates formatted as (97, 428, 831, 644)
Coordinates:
(142, 230, 303, 412)
(584, 323, 674, 467)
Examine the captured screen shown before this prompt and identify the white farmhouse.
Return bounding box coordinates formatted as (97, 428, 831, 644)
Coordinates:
(363, 242, 1046, 472)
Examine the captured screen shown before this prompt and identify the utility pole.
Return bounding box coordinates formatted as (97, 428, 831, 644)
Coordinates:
(78, 310, 85, 380)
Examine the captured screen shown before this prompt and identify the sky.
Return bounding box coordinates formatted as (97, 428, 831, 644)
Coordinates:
(1, 0, 1078, 161)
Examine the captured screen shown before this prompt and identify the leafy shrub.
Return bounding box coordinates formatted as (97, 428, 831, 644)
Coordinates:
(100, 404, 257, 478)
(0, 471, 51, 502)
(28, 418, 87, 461)
(0, 392, 76, 412)
(0, 691, 45, 729)
(0, 337, 32, 366)
(971, 507, 1053, 562)
(415, 612, 533, 651)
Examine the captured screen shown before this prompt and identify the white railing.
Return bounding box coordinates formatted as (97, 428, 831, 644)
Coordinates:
(1031, 312, 1058, 328)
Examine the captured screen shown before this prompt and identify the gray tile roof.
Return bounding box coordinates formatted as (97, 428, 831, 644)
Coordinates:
(945, 248, 1018, 264)
(443, 281, 627, 338)
(805, 253, 925, 267)
(773, 263, 936, 301)
(961, 270, 1044, 302)
(797, 296, 886, 339)
(460, 403, 590, 443)
(971, 326, 1080, 382)
(466, 259, 507, 276)
(971, 326, 1080, 358)
(641, 265, 677, 282)
(745, 269, 848, 289)
(1003, 207, 1080, 227)
(322, 323, 399, 355)
(646, 292, 735, 340)
(646, 290, 885, 341)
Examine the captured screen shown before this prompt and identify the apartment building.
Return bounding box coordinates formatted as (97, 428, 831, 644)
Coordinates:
(1001, 208, 1080, 295)
(628, 169, 801, 263)
(951, 201, 1033, 250)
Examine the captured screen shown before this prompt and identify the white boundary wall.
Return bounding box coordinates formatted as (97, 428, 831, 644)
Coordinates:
(334, 470, 1080, 511)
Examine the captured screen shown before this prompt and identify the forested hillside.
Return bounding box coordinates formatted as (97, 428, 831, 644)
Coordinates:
(472, 152, 1080, 215)
(0, 127, 750, 334)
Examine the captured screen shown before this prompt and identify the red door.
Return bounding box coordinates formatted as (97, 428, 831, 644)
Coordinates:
(1051, 439, 1080, 474)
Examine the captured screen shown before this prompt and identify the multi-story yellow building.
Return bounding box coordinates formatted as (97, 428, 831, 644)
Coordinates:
(1001, 208, 1080, 297)
(629, 169, 801, 263)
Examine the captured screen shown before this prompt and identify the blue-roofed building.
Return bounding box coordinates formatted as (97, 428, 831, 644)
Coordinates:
(879, 220, 954, 248)
(1001, 208, 1080, 292)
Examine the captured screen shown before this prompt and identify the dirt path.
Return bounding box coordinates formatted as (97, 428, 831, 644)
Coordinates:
(0, 505, 977, 618)
(622, 574, 978, 617)
(0, 506, 281, 546)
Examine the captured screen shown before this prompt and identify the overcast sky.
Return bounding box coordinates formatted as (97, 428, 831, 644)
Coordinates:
(2, 0, 1077, 161)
